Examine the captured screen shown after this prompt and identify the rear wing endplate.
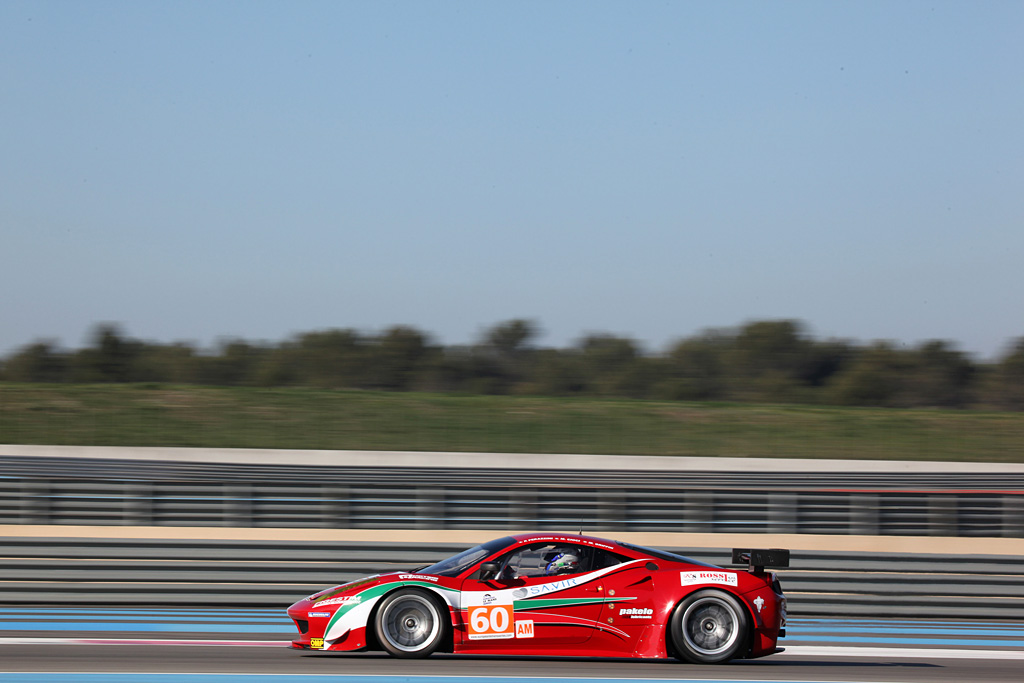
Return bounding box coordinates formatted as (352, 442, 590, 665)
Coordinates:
(732, 548, 790, 572)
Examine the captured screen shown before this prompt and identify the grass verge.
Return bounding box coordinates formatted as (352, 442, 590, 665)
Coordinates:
(2, 383, 1023, 462)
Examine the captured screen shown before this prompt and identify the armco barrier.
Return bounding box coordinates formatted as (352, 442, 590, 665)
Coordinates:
(2, 454, 1023, 537)
(2, 536, 1023, 619)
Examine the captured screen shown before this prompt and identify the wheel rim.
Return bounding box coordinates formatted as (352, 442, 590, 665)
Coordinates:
(380, 594, 440, 652)
(682, 597, 740, 656)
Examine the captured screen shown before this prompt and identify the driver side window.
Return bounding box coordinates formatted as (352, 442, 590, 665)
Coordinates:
(497, 543, 591, 580)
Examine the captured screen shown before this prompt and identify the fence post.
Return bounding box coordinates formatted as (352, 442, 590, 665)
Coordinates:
(224, 484, 252, 527)
(21, 479, 49, 524)
(416, 487, 444, 529)
(1003, 495, 1024, 538)
(323, 486, 350, 528)
(510, 488, 536, 529)
(683, 490, 713, 533)
(124, 482, 152, 525)
(768, 491, 797, 534)
(850, 493, 879, 535)
(597, 489, 626, 532)
(928, 495, 957, 537)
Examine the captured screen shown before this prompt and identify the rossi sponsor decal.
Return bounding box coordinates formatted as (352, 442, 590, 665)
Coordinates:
(619, 607, 653, 618)
(681, 571, 738, 587)
(398, 574, 439, 582)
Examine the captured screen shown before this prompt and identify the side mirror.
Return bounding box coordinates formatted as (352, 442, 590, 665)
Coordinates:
(479, 562, 500, 581)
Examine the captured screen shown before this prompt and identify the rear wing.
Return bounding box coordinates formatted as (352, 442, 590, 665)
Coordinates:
(732, 548, 790, 573)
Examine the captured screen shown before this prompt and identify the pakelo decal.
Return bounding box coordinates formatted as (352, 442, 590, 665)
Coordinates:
(680, 571, 738, 587)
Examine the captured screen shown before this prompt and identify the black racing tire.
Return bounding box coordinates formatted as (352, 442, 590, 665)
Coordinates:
(374, 588, 446, 658)
(669, 589, 749, 664)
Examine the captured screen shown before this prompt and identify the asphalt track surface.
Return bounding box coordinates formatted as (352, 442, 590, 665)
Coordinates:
(2, 643, 1023, 683)
(2, 611, 1023, 682)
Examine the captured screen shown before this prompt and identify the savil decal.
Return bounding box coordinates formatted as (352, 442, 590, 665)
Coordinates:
(519, 576, 587, 598)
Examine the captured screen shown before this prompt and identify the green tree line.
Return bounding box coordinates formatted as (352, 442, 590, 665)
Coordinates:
(2, 320, 1023, 410)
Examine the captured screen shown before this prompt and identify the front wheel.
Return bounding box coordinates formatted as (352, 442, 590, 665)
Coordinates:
(670, 589, 749, 664)
(374, 588, 445, 658)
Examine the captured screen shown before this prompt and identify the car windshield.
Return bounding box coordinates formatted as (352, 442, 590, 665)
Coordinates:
(418, 536, 516, 577)
(618, 541, 719, 568)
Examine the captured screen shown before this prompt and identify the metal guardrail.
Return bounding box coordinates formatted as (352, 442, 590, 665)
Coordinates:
(4, 454, 1021, 619)
(3, 474, 1023, 537)
(2, 536, 1022, 619)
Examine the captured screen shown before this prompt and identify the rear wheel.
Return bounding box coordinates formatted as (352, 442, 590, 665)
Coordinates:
(374, 588, 445, 658)
(670, 589, 748, 664)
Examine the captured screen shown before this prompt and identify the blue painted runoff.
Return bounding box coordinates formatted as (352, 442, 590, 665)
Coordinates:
(0, 677, 792, 683)
(3, 610, 1023, 648)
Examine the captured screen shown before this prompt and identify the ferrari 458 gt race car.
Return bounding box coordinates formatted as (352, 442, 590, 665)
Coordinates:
(288, 533, 788, 664)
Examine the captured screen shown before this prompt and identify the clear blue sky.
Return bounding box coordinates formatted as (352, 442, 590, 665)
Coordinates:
(2, 1, 1022, 360)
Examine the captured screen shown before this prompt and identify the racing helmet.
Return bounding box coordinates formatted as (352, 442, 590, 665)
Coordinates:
(545, 551, 580, 575)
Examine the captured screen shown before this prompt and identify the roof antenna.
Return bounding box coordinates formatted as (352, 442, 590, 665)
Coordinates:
(578, 517, 584, 536)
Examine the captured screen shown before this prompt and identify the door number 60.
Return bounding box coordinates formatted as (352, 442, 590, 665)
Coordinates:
(468, 605, 512, 638)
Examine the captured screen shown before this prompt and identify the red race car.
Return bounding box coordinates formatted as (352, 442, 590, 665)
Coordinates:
(287, 533, 788, 664)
